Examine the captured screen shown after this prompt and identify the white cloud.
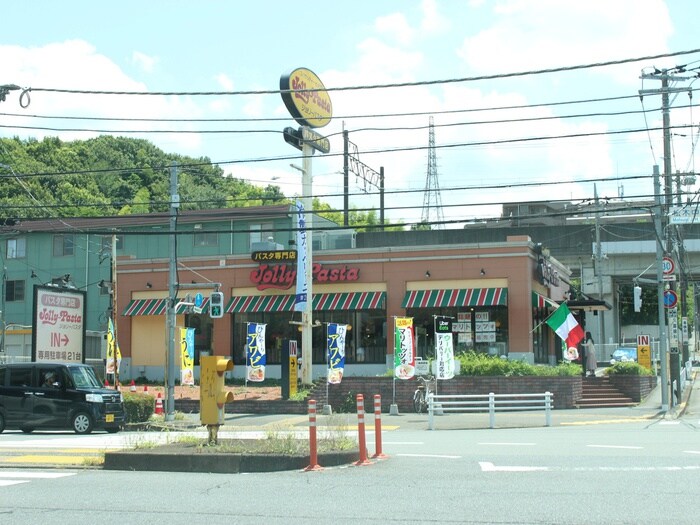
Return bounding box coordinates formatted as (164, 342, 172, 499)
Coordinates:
(457, 0, 673, 86)
(420, 0, 449, 34)
(0, 40, 205, 154)
(375, 13, 415, 46)
(131, 51, 158, 73)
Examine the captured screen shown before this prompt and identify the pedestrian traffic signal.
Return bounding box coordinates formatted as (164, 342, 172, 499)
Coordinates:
(633, 285, 642, 312)
(209, 291, 224, 318)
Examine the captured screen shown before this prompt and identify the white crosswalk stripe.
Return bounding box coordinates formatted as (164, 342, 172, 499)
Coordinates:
(0, 470, 75, 487)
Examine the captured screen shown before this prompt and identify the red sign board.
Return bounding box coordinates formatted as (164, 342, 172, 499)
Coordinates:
(251, 262, 360, 291)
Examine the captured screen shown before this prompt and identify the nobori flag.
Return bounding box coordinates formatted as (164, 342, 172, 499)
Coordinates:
(546, 303, 584, 349)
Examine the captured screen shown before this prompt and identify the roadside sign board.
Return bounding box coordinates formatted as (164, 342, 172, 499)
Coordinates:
(662, 257, 675, 275)
(637, 334, 651, 370)
(663, 289, 678, 309)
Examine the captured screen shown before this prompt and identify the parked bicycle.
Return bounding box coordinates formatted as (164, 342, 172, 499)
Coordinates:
(413, 375, 435, 413)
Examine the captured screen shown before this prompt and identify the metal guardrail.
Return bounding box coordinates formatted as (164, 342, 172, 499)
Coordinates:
(427, 391, 553, 430)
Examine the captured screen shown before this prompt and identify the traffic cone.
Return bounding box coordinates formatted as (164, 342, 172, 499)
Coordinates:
(155, 393, 164, 415)
(129, 380, 136, 392)
(143, 384, 149, 394)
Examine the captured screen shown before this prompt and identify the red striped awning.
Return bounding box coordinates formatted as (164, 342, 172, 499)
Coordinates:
(226, 291, 386, 313)
(122, 297, 210, 316)
(401, 288, 507, 308)
(532, 292, 547, 308)
(314, 291, 385, 310)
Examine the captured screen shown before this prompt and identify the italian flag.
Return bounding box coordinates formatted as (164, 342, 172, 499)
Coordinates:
(546, 303, 584, 348)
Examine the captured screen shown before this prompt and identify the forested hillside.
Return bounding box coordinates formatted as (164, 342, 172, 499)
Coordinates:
(0, 135, 287, 219)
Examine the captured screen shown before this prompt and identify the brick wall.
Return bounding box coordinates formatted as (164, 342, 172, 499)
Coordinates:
(174, 375, 656, 415)
(608, 375, 657, 402)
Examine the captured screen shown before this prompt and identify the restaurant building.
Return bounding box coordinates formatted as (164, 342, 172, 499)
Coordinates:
(117, 225, 570, 380)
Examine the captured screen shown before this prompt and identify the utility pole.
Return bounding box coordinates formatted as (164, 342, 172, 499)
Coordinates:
(653, 166, 669, 410)
(165, 161, 179, 420)
(640, 68, 693, 407)
(111, 234, 119, 388)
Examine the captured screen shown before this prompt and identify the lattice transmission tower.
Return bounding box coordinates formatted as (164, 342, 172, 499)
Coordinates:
(420, 116, 445, 228)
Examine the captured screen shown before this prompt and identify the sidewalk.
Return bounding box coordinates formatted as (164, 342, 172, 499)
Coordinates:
(148, 369, 697, 433)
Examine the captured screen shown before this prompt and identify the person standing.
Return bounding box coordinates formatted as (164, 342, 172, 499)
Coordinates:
(584, 332, 598, 377)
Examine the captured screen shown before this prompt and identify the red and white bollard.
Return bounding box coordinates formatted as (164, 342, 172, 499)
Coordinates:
(371, 394, 388, 459)
(354, 394, 373, 466)
(304, 399, 323, 472)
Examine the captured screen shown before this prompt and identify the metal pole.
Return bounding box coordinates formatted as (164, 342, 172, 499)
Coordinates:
(301, 138, 314, 385)
(166, 161, 178, 420)
(380, 167, 385, 230)
(111, 234, 119, 388)
(654, 165, 669, 410)
(594, 184, 605, 345)
(343, 128, 349, 228)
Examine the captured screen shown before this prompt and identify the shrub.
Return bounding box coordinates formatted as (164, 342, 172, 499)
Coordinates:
(455, 351, 582, 376)
(123, 392, 155, 423)
(605, 362, 653, 376)
(336, 390, 357, 413)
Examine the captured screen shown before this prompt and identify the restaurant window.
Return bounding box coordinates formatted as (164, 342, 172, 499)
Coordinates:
(407, 306, 509, 358)
(184, 314, 213, 366)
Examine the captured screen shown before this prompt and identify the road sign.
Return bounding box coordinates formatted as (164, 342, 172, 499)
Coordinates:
(301, 127, 331, 154)
(193, 293, 204, 314)
(662, 256, 675, 275)
(663, 289, 678, 308)
(637, 334, 651, 369)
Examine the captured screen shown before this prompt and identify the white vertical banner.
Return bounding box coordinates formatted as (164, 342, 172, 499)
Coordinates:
(294, 199, 308, 312)
(434, 316, 455, 380)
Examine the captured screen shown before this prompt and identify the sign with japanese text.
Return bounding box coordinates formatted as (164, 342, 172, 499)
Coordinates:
(434, 316, 455, 380)
(327, 323, 347, 384)
(394, 317, 415, 379)
(32, 285, 86, 364)
(180, 327, 195, 386)
(246, 322, 266, 382)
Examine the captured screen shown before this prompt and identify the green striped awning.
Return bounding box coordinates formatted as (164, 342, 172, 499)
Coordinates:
(122, 297, 210, 316)
(226, 291, 386, 313)
(401, 288, 507, 308)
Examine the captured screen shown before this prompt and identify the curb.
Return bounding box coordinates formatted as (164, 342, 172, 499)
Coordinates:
(103, 448, 360, 473)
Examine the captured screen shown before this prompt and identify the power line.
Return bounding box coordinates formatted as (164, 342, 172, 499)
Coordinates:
(15, 48, 700, 99)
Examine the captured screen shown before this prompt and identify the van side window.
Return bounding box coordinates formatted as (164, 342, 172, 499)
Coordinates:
(0, 365, 6, 386)
(8, 367, 32, 387)
(39, 367, 61, 388)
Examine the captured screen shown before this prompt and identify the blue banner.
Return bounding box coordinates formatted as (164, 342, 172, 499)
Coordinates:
(327, 323, 347, 384)
(246, 322, 266, 382)
(294, 200, 308, 312)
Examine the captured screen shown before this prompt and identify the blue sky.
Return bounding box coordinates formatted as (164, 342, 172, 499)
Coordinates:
(2, 1, 700, 227)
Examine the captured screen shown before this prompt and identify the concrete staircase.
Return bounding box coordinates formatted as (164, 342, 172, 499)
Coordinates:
(575, 376, 637, 408)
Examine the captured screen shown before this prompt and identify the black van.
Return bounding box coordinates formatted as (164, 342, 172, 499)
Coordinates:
(0, 362, 125, 434)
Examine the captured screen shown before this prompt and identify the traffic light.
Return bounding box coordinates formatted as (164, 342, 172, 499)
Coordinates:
(633, 285, 642, 312)
(209, 291, 224, 318)
(200, 356, 234, 430)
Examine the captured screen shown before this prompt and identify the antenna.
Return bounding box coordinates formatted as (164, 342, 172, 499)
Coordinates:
(421, 116, 445, 228)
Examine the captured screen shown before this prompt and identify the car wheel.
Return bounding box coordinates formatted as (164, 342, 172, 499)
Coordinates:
(105, 426, 120, 434)
(0, 412, 5, 434)
(72, 412, 93, 434)
(20, 427, 33, 434)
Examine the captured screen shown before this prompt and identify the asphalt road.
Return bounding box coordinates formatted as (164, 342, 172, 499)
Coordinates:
(1, 415, 699, 525)
(1, 371, 697, 524)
